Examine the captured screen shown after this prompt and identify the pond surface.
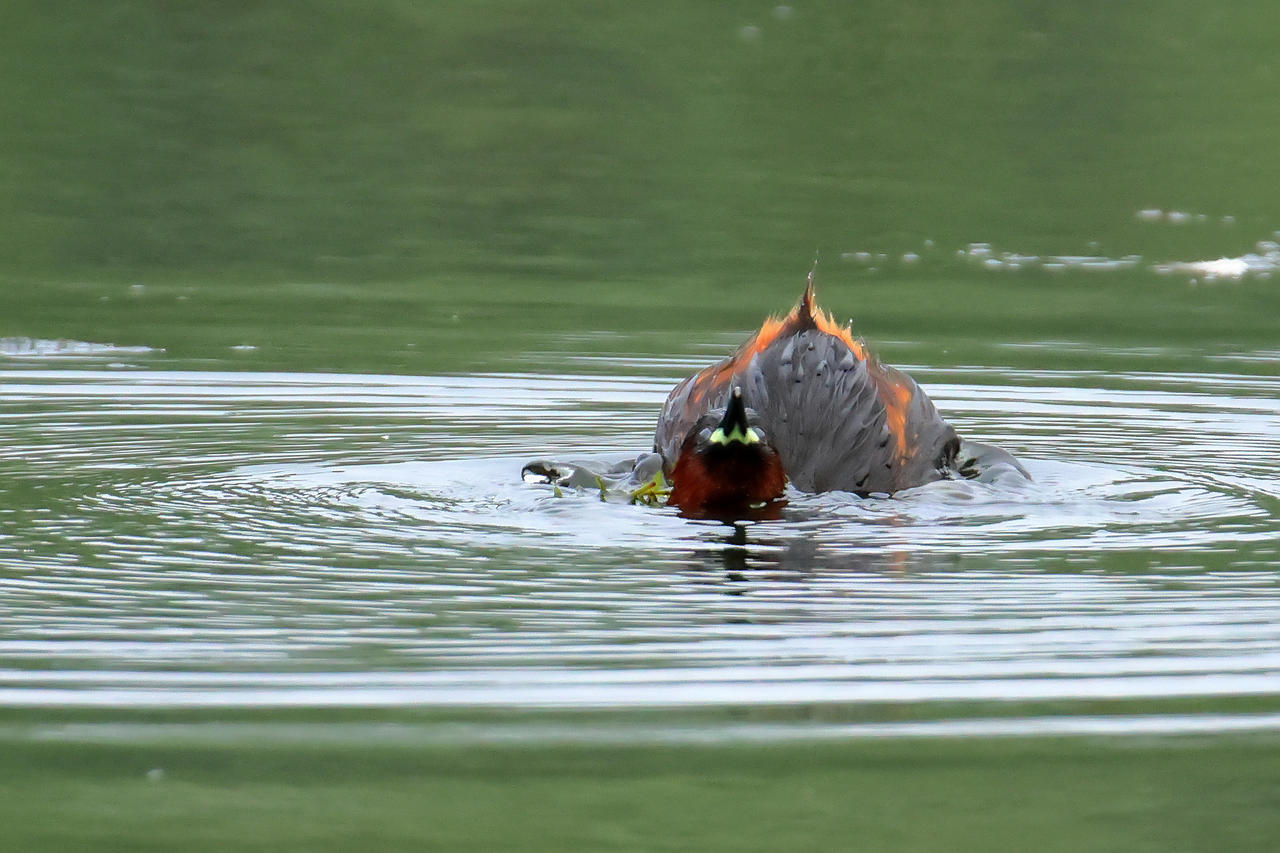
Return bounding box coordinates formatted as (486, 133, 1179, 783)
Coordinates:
(3, 324, 1277, 739)
(4, 2, 1280, 846)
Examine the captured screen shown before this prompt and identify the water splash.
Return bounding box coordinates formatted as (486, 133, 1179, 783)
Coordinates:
(0, 337, 163, 359)
(840, 225, 1280, 280)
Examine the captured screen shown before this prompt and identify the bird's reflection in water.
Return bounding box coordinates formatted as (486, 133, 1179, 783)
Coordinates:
(687, 517, 930, 589)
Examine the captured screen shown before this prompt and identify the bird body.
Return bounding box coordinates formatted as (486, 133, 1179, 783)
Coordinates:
(522, 273, 1026, 518)
(657, 277, 962, 511)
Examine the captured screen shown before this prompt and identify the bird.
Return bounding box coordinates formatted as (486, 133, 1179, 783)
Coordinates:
(522, 271, 1027, 518)
(666, 385, 788, 514)
(657, 273, 967, 516)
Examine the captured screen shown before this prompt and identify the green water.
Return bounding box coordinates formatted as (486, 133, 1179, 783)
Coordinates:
(4, 0, 1279, 357)
(3, 2, 1280, 849)
(5, 731, 1280, 852)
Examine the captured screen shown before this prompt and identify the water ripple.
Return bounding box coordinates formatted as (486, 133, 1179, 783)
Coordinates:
(0, 360, 1278, 720)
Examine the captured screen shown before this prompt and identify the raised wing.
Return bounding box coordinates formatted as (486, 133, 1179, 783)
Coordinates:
(655, 286, 958, 495)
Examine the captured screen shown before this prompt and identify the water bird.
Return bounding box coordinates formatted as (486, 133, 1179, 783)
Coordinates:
(524, 273, 1026, 517)
(665, 385, 788, 515)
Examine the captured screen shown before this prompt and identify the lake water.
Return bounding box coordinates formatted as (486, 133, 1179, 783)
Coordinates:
(3, 318, 1277, 740)
(4, 2, 1280, 847)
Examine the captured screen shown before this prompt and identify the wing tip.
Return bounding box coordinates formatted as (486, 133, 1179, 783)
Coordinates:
(798, 265, 818, 326)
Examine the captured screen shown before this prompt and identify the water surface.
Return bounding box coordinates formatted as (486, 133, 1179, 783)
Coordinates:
(3, 334, 1277, 736)
(4, 3, 1280, 845)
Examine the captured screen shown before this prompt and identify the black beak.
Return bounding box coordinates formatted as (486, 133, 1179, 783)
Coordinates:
(712, 386, 754, 445)
(722, 386, 748, 431)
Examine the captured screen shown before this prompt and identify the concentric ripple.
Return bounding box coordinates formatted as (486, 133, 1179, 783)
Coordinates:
(1, 353, 1278, 729)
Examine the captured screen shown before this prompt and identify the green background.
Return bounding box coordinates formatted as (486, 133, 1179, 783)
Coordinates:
(3, 0, 1278, 366)
(3, 2, 1280, 849)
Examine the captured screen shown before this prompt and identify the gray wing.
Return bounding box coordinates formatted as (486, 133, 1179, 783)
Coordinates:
(733, 329, 957, 494)
(654, 371, 707, 469)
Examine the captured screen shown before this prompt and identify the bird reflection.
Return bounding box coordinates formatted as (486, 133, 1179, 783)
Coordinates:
(686, 515, 928, 585)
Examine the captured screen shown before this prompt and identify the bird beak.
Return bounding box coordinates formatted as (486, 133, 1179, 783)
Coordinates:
(709, 387, 760, 446)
